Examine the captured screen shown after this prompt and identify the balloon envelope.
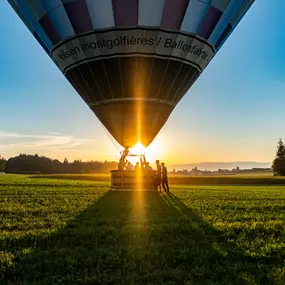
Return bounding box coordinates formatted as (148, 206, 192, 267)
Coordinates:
(8, 0, 255, 148)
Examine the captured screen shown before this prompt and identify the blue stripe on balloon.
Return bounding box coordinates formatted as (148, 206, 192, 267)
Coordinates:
(32, 25, 53, 50)
(23, 0, 46, 20)
(230, 0, 255, 27)
(216, 0, 255, 50)
(209, 0, 243, 45)
(86, 0, 115, 29)
(211, 0, 231, 13)
(138, 0, 165, 27)
(33, 31, 50, 54)
(215, 23, 232, 48)
(16, 0, 38, 26)
(181, 0, 211, 34)
(40, 0, 76, 39)
(40, 0, 62, 11)
(48, 5, 75, 39)
(8, 1, 50, 53)
(223, 0, 244, 17)
(15, 0, 53, 50)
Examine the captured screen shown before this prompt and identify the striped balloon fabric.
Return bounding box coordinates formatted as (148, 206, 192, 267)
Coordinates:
(8, 0, 255, 148)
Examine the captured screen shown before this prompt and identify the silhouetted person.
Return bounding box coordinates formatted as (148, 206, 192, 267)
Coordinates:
(140, 155, 146, 169)
(145, 162, 153, 171)
(118, 156, 126, 170)
(161, 162, 170, 193)
(155, 160, 162, 192)
(127, 161, 133, 170)
(134, 162, 140, 171)
(118, 148, 129, 170)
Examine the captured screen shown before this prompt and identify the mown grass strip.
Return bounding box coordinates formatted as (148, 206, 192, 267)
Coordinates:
(30, 173, 285, 185)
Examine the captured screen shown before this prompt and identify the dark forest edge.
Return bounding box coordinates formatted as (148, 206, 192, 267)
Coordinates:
(1, 154, 118, 174)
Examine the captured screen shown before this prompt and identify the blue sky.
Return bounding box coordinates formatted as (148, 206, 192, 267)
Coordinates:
(0, 0, 285, 164)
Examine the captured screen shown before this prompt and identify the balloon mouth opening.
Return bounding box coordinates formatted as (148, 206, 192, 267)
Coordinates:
(129, 142, 146, 155)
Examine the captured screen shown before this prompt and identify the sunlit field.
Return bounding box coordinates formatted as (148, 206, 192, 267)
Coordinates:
(1, 175, 285, 284)
(33, 172, 285, 185)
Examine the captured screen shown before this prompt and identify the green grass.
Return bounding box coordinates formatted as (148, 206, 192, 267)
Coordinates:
(0, 175, 285, 284)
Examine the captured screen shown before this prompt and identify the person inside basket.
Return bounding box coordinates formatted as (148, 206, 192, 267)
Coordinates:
(134, 162, 141, 171)
(145, 162, 153, 171)
(126, 161, 133, 170)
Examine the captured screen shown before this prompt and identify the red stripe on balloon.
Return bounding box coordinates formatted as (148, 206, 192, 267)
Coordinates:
(63, 0, 93, 34)
(198, 6, 223, 39)
(160, 0, 190, 30)
(39, 15, 61, 45)
(112, 0, 138, 26)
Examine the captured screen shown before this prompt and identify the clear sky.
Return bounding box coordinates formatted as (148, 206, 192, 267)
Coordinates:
(0, 0, 285, 165)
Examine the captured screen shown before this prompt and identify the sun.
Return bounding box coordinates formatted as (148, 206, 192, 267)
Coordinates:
(130, 142, 146, 155)
(129, 139, 166, 167)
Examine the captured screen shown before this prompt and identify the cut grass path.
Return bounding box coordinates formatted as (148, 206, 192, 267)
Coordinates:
(0, 175, 285, 284)
(33, 173, 285, 185)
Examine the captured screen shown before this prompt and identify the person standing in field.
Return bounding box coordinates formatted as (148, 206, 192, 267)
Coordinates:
(161, 162, 170, 193)
(155, 160, 162, 192)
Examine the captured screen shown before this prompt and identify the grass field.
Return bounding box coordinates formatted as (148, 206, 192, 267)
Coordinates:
(0, 174, 285, 284)
(33, 172, 285, 185)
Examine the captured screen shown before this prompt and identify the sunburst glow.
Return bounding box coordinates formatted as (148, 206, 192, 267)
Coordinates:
(130, 142, 146, 155)
(128, 138, 167, 168)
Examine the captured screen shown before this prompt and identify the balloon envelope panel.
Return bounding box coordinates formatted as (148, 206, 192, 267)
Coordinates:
(8, 0, 255, 147)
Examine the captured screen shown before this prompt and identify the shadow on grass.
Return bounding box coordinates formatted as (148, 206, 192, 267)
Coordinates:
(1, 191, 275, 285)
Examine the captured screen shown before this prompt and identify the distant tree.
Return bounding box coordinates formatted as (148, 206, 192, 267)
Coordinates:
(272, 139, 285, 176)
(0, 156, 6, 171)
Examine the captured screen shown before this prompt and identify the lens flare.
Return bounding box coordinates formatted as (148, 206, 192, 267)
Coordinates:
(130, 142, 145, 155)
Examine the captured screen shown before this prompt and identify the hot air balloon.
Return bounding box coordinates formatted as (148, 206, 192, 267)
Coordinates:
(7, 0, 255, 150)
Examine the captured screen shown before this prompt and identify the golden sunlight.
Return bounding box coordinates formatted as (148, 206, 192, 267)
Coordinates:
(145, 139, 165, 164)
(129, 137, 168, 167)
(130, 142, 146, 155)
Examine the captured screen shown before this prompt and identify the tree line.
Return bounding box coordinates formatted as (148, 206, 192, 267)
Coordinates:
(0, 154, 118, 174)
(0, 139, 285, 175)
